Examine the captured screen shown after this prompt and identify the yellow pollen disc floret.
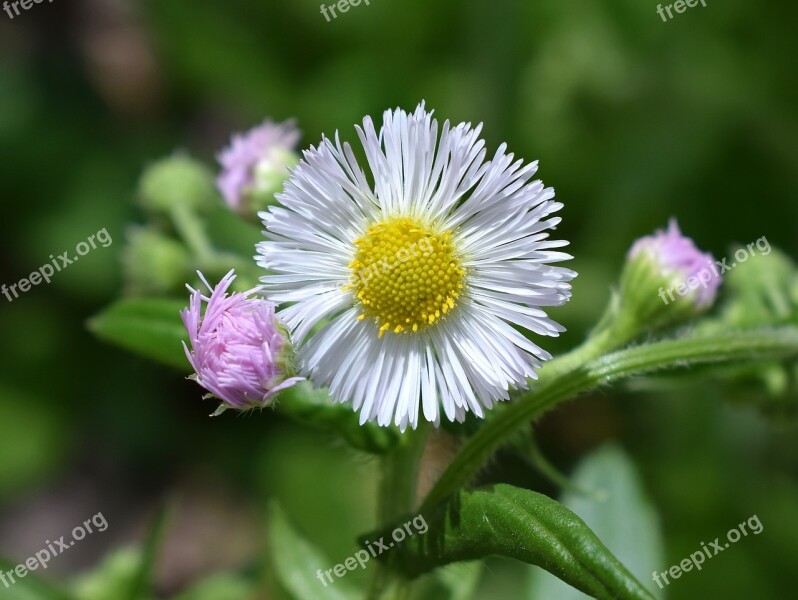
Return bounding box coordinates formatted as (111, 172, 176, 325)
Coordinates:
(347, 216, 466, 337)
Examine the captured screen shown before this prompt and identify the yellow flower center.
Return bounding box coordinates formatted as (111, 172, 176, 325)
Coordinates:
(348, 216, 466, 337)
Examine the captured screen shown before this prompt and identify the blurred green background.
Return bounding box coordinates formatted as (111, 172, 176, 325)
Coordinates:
(1, 0, 796, 598)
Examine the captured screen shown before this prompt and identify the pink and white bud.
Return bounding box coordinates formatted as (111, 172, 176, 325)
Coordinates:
(629, 218, 721, 309)
(216, 120, 300, 216)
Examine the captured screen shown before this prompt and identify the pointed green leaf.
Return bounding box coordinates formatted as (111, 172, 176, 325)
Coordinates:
(528, 444, 664, 599)
(88, 298, 189, 370)
(386, 484, 656, 600)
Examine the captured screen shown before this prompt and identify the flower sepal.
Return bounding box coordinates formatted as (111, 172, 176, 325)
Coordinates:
(206, 394, 230, 417)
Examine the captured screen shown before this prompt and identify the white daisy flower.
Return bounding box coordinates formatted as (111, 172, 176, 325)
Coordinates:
(256, 103, 575, 430)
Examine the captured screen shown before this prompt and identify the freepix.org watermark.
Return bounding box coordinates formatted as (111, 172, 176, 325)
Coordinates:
(0, 512, 109, 590)
(658, 236, 771, 306)
(3, 0, 54, 20)
(1, 227, 112, 303)
(656, 0, 707, 23)
(652, 514, 763, 589)
(320, 0, 370, 22)
(315, 514, 428, 587)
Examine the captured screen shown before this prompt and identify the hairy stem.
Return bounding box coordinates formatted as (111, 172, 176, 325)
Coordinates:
(422, 327, 798, 510)
(368, 423, 430, 600)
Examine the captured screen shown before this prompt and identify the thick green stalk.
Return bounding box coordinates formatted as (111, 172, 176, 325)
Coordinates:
(422, 327, 798, 511)
(368, 423, 430, 600)
(169, 203, 215, 263)
(378, 423, 430, 524)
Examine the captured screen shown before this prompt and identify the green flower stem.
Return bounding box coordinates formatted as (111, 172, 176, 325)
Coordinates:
(523, 434, 604, 500)
(168, 204, 261, 286)
(378, 423, 430, 523)
(169, 203, 215, 263)
(368, 423, 430, 600)
(421, 326, 798, 511)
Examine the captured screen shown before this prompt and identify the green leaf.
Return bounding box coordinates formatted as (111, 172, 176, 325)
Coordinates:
(0, 557, 75, 600)
(387, 484, 656, 600)
(267, 502, 359, 600)
(528, 444, 664, 599)
(89, 298, 189, 370)
(276, 382, 400, 455)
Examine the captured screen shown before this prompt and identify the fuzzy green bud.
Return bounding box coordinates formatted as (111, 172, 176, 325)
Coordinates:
(138, 154, 217, 215)
(122, 227, 190, 295)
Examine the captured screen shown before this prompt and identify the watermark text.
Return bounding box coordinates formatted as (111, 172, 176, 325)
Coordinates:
(315, 514, 427, 587)
(658, 236, 770, 305)
(652, 514, 763, 589)
(1, 227, 112, 303)
(0, 512, 109, 589)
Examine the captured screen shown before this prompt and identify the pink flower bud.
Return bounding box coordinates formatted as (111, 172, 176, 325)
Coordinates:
(181, 270, 302, 412)
(629, 218, 721, 308)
